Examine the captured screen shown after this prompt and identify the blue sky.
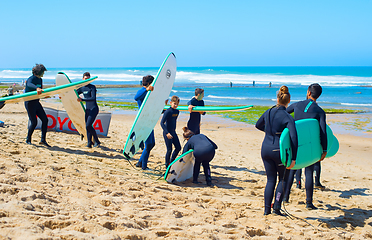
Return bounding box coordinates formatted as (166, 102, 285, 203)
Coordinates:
(0, 0, 371, 68)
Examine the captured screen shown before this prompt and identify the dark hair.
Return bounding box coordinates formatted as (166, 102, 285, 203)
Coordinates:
(195, 88, 204, 96)
(142, 75, 154, 86)
(277, 85, 290, 105)
(308, 83, 322, 99)
(182, 126, 195, 139)
(171, 95, 180, 103)
(32, 64, 47, 76)
(83, 72, 91, 78)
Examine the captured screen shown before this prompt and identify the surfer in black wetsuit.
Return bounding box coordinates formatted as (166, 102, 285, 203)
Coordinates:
(187, 88, 205, 135)
(255, 86, 298, 216)
(77, 72, 101, 148)
(134, 75, 155, 170)
(284, 83, 327, 210)
(182, 127, 218, 186)
(161, 96, 181, 167)
(24, 64, 50, 147)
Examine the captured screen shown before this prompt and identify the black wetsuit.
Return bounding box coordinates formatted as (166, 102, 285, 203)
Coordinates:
(24, 75, 48, 143)
(187, 97, 205, 135)
(134, 87, 155, 169)
(284, 99, 327, 204)
(182, 134, 218, 183)
(161, 107, 181, 166)
(256, 105, 298, 214)
(77, 84, 100, 146)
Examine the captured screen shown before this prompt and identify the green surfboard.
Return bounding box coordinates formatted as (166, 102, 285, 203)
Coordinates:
(164, 105, 253, 112)
(0, 76, 97, 107)
(280, 118, 339, 169)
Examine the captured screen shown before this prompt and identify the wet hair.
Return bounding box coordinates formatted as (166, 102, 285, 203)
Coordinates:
(170, 95, 180, 103)
(142, 75, 154, 86)
(83, 72, 91, 78)
(277, 85, 290, 105)
(182, 126, 195, 139)
(32, 64, 47, 76)
(195, 88, 204, 96)
(308, 83, 322, 99)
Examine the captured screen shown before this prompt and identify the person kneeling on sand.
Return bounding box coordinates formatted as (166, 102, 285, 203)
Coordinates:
(182, 127, 217, 186)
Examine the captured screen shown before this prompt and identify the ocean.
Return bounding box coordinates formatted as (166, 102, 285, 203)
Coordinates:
(1, 67, 372, 111)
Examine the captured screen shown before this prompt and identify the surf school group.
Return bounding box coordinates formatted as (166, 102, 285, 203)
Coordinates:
(0, 52, 337, 217)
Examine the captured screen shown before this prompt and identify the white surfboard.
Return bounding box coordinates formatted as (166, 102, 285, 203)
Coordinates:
(123, 53, 177, 159)
(55, 72, 87, 139)
(164, 150, 195, 183)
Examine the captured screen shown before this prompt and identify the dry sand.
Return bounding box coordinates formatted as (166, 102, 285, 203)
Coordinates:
(0, 101, 372, 239)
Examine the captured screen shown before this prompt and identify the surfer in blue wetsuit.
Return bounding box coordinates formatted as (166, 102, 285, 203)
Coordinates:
(182, 127, 218, 186)
(134, 75, 155, 170)
(77, 72, 101, 148)
(255, 86, 297, 216)
(161, 96, 181, 167)
(283, 83, 327, 210)
(24, 64, 50, 147)
(187, 88, 205, 135)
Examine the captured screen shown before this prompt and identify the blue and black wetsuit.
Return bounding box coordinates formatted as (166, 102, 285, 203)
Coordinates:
(77, 84, 100, 146)
(187, 97, 205, 135)
(161, 107, 181, 166)
(183, 134, 218, 184)
(284, 99, 327, 204)
(24, 75, 48, 143)
(134, 87, 155, 170)
(256, 105, 298, 214)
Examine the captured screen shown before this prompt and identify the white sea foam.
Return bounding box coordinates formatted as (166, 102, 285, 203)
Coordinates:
(176, 71, 372, 87)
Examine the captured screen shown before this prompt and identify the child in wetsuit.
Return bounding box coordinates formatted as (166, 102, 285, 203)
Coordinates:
(77, 72, 101, 148)
(161, 96, 181, 167)
(255, 86, 298, 216)
(182, 127, 218, 186)
(187, 88, 205, 135)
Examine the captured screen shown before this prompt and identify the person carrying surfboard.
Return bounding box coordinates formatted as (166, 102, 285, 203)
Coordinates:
(182, 127, 218, 186)
(161, 95, 181, 167)
(283, 83, 327, 210)
(24, 64, 50, 147)
(77, 72, 101, 148)
(187, 88, 205, 135)
(134, 75, 155, 170)
(255, 86, 297, 216)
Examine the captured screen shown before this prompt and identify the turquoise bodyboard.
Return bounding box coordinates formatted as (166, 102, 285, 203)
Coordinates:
(280, 119, 338, 169)
(164, 105, 253, 112)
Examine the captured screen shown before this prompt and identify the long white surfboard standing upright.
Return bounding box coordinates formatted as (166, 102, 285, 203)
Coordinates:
(56, 72, 87, 140)
(123, 53, 177, 159)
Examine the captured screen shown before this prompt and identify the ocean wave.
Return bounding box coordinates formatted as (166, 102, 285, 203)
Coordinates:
(341, 103, 372, 107)
(176, 71, 372, 87)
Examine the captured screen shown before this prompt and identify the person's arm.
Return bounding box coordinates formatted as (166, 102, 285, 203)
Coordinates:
(255, 111, 267, 132)
(80, 86, 97, 102)
(182, 140, 192, 154)
(319, 111, 328, 160)
(286, 114, 298, 163)
(134, 87, 147, 102)
(160, 110, 170, 135)
(26, 78, 39, 91)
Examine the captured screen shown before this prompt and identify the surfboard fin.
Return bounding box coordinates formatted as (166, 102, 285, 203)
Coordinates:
(130, 132, 136, 141)
(179, 158, 184, 163)
(0, 101, 5, 110)
(139, 141, 144, 150)
(170, 170, 176, 175)
(130, 145, 136, 155)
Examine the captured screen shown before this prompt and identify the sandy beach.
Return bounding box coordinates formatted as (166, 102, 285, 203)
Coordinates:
(1, 101, 372, 239)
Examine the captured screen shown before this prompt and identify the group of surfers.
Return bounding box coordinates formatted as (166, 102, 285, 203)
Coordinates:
(19, 64, 328, 216)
